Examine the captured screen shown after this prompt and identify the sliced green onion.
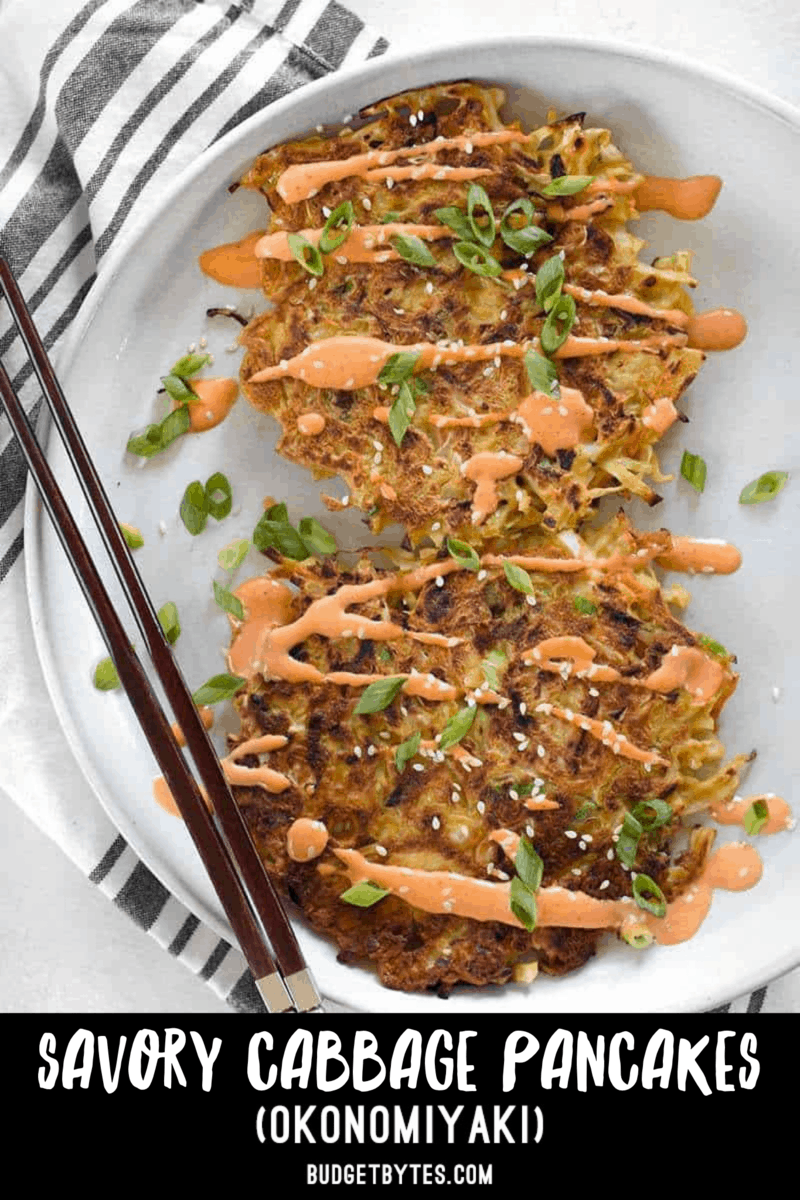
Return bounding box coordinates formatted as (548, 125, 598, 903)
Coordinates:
(615, 811, 643, 869)
(180, 480, 208, 536)
(162, 373, 194, 404)
(438, 705, 476, 750)
(541, 175, 594, 197)
(515, 835, 544, 892)
(631, 799, 673, 831)
(466, 183, 496, 248)
(391, 233, 437, 268)
(510, 875, 537, 931)
(298, 516, 337, 556)
(632, 872, 667, 918)
(171, 352, 211, 379)
(213, 580, 245, 620)
(93, 657, 120, 691)
(573, 596, 596, 615)
(739, 470, 788, 505)
(319, 200, 354, 253)
(287, 232, 324, 277)
(452, 241, 502, 277)
(500, 197, 552, 256)
(120, 523, 144, 550)
(524, 348, 560, 398)
(252, 505, 309, 560)
(480, 648, 507, 691)
(204, 471, 232, 521)
(540, 293, 576, 354)
(622, 926, 654, 948)
(504, 561, 534, 595)
(354, 675, 408, 715)
(573, 799, 598, 822)
(126, 404, 190, 459)
(697, 634, 727, 658)
(218, 537, 250, 572)
(434, 205, 473, 241)
(535, 254, 565, 313)
(379, 211, 402, 224)
(340, 881, 390, 907)
(191, 673, 246, 706)
(388, 379, 416, 447)
(378, 350, 421, 386)
(744, 798, 769, 836)
(447, 537, 480, 570)
(680, 450, 707, 493)
(157, 601, 181, 645)
(395, 730, 421, 773)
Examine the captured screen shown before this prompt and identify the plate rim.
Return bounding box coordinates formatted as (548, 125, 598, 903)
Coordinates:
(23, 32, 800, 1012)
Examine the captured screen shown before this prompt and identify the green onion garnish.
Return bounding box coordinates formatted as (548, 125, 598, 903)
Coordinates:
(391, 233, 437, 267)
(697, 634, 727, 658)
(438, 705, 476, 750)
(744, 798, 769, 836)
(93, 657, 120, 691)
(180, 480, 208, 536)
(452, 241, 503, 277)
(434, 206, 473, 241)
(204, 472, 232, 521)
(573, 799, 598, 822)
(354, 675, 408, 715)
(466, 183, 496, 248)
(120, 524, 144, 550)
(535, 254, 565, 313)
(298, 516, 337, 556)
(739, 470, 788, 505)
(515, 835, 544, 892)
(395, 730, 421, 773)
(615, 811, 643, 869)
(340, 881, 391, 908)
(524, 348, 560, 398)
(218, 537, 250, 572)
(126, 404, 190, 459)
(287, 232, 324, 276)
(630, 799, 673, 831)
(504, 561, 534, 595)
(162, 373, 194, 404)
(622, 927, 654, 948)
(319, 200, 354, 253)
(500, 197, 552, 256)
(388, 379, 416, 447)
(191, 673, 246, 706)
(540, 292, 576, 354)
(573, 596, 596, 615)
(252, 504, 309, 560)
(212, 581, 244, 620)
(541, 175, 594, 197)
(632, 873, 667, 918)
(157, 601, 181, 645)
(480, 648, 507, 691)
(680, 450, 707, 494)
(170, 352, 212, 379)
(447, 537, 480, 570)
(378, 350, 421, 386)
(510, 875, 537, 932)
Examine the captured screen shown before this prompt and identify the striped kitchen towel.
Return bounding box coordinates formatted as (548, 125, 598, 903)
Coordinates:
(0, 0, 386, 1013)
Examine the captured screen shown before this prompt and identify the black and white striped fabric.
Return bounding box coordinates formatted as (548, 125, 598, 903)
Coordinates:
(0, 0, 386, 1013)
(0, 0, 795, 1013)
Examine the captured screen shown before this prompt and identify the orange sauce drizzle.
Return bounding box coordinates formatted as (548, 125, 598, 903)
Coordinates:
(514, 386, 595, 455)
(274, 130, 529, 203)
(287, 817, 329, 861)
(535, 701, 668, 766)
(656, 537, 742, 575)
(170, 705, 214, 747)
(221, 733, 290, 794)
(198, 230, 265, 289)
(462, 452, 523, 524)
(710, 793, 793, 836)
(635, 175, 722, 220)
(256, 222, 451, 264)
(333, 841, 761, 943)
(186, 377, 238, 432)
(297, 411, 326, 435)
(686, 308, 747, 351)
(641, 396, 678, 434)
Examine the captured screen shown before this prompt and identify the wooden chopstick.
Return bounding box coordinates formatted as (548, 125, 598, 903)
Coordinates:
(0, 258, 320, 1014)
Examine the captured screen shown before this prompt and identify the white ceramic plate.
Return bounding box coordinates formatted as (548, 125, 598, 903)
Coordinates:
(25, 37, 800, 1013)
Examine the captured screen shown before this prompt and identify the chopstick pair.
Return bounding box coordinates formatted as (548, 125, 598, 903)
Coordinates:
(0, 257, 320, 1014)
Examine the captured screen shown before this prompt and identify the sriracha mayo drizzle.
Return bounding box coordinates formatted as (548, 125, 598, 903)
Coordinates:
(333, 841, 761, 943)
(221, 733, 291, 793)
(641, 396, 679, 434)
(247, 331, 689, 388)
(461, 452, 523, 524)
(186, 377, 238, 432)
(256, 222, 452, 264)
(635, 175, 722, 220)
(297, 411, 326, 435)
(287, 818, 329, 861)
(710, 793, 793, 836)
(198, 230, 265, 288)
(274, 130, 530, 203)
(686, 308, 748, 351)
(656, 537, 742, 575)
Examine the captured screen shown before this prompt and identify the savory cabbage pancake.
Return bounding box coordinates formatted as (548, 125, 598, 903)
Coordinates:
(237, 81, 705, 543)
(224, 514, 751, 994)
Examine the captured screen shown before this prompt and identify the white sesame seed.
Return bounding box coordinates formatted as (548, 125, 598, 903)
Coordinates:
(565, 830, 577, 839)
(412, 763, 424, 772)
(571, 868, 582, 876)
(476, 800, 486, 814)
(375, 844, 388, 857)
(772, 686, 782, 702)
(477, 569, 487, 581)
(362, 196, 372, 211)
(607, 848, 614, 860)
(432, 816, 441, 830)
(158, 520, 167, 536)
(426, 281, 434, 295)
(386, 177, 394, 189)
(600, 879, 610, 891)
(579, 840, 587, 851)
(435, 575, 444, 587)
(367, 745, 376, 756)
(589, 687, 599, 697)
(422, 464, 433, 476)
(354, 746, 362, 759)
(537, 744, 546, 758)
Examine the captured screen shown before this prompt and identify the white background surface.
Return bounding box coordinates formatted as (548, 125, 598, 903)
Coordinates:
(2, 0, 799, 1014)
